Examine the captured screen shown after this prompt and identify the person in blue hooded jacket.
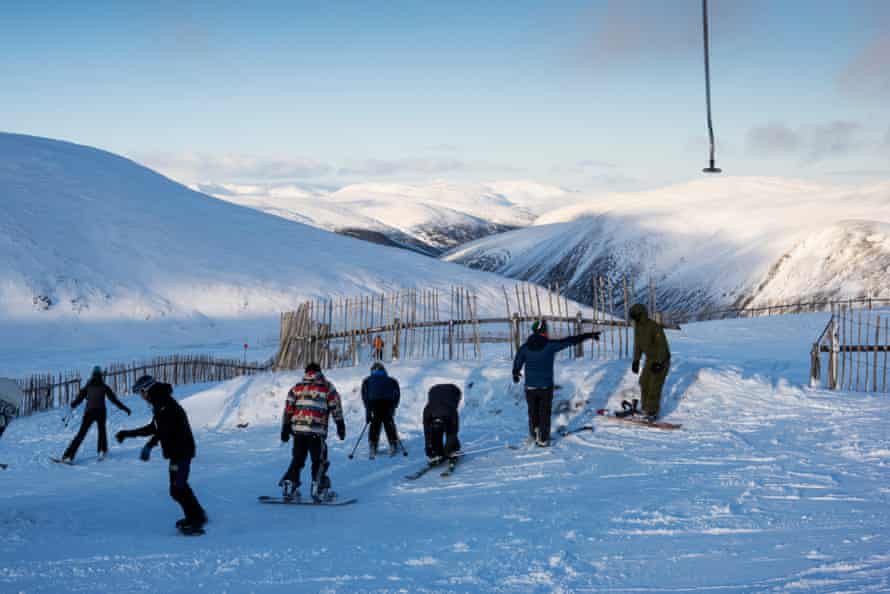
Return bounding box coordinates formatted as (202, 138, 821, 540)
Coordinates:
(360, 362, 401, 458)
(512, 320, 599, 446)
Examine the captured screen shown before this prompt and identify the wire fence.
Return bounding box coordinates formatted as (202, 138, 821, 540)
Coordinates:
(811, 305, 890, 393)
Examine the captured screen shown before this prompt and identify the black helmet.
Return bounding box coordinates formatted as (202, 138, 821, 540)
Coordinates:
(304, 362, 322, 374)
(132, 374, 156, 393)
(370, 362, 385, 372)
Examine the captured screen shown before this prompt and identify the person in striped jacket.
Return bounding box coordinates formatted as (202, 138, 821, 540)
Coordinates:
(279, 362, 346, 501)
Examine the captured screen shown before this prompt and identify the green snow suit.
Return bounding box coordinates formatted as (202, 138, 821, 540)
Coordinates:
(630, 304, 671, 417)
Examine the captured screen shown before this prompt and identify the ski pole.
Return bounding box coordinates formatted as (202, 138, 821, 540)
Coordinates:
(396, 436, 409, 457)
(347, 421, 369, 459)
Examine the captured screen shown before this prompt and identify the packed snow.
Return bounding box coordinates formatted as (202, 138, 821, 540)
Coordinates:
(2, 312, 889, 593)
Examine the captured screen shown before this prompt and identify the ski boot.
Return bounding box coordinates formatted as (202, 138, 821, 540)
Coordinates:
(311, 476, 336, 503)
(369, 441, 378, 460)
(641, 415, 657, 424)
(388, 441, 399, 457)
(97, 451, 106, 462)
(278, 479, 300, 500)
(427, 455, 443, 467)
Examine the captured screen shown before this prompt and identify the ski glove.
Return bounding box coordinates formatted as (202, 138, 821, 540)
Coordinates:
(139, 444, 152, 461)
(651, 362, 665, 374)
(631, 360, 640, 374)
(336, 420, 346, 441)
(115, 430, 129, 444)
(590, 331, 601, 341)
(124, 407, 132, 416)
(280, 427, 290, 443)
(512, 372, 521, 384)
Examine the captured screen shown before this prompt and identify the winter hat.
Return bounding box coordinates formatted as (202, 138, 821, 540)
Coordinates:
(132, 374, 156, 393)
(531, 320, 548, 335)
(304, 362, 322, 374)
(370, 362, 385, 372)
(91, 365, 103, 377)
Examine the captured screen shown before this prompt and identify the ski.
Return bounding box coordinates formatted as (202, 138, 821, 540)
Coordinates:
(258, 495, 357, 506)
(49, 457, 75, 465)
(440, 457, 458, 477)
(405, 443, 517, 480)
(596, 409, 682, 430)
(177, 525, 205, 536)
(555, 424, 594, 437)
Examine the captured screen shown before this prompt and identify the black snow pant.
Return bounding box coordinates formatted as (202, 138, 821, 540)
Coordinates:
(169, 458, 205, 525)
(525, 387, 554, 442)
(424, 416, 460, 459)
(367, 400, 399, 446)
(281, 433, 329, 489)
(63, 408, 107, 460)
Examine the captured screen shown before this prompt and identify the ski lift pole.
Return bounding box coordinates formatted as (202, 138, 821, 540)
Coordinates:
(702, 0, 721, 173)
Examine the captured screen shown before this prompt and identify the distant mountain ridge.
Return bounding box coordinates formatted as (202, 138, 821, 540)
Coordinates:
(443, 177, 890, 313)
(198, 180, 575, 255)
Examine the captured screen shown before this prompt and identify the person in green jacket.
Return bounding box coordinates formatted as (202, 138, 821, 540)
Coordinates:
(629, 304, 671, 420)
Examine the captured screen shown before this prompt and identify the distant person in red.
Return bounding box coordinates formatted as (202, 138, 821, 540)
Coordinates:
(372, 335, 385, 361)
(61, 366, 131, 463)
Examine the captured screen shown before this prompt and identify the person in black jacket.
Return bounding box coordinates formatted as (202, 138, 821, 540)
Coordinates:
(61, 366, 131, 463)
(512, 320, 599, 446)
(423, 383, 461, 464)
(360, 362, 401, 458)
(115, 375, 207, 535)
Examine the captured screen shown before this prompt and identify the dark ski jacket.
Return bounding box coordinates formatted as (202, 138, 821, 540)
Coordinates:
(72, 374, 130, 414)
(512, 332, 594, 388)
(120, 383, 195, 461)
(423, 383, 461, 428)
(361, 370, 400, 408)
(630, 304, 671, 365)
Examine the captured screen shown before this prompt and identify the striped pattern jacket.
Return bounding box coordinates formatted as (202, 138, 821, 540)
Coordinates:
(282, 371, 344, 437)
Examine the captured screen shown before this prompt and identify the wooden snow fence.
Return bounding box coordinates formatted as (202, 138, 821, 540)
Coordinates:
(15, 354, 270, 417)
(275, 283, 635, 372)
(811, 305, 890, 393)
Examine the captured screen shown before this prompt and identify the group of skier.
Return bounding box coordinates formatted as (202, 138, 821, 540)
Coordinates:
(3, 302, 670, 536)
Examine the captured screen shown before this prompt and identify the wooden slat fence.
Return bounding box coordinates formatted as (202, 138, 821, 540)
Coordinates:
(811, 305, 890, 393)
(16, 354, 270, 417)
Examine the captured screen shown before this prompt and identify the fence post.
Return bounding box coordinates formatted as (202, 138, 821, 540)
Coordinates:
(511, 313, 521, 354)
(575, 311, 583, 359)
(393, 317, 401, 360)
(448, 320, 455, 360)
(810, 343, 821, 387)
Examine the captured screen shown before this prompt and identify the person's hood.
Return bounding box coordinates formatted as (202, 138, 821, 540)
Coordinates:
(629, 303, 649, 323)
(146, 382, 175, 408)
(527, 333, 549, 351)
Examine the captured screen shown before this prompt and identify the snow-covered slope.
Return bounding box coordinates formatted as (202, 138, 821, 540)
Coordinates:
(200, 180, 574, 255)
(444, 177, 890, 312)
(4, 313, 890, 592)
(0, 133, 534, 373)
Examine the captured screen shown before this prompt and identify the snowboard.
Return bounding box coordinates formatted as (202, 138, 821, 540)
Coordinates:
(596, 409, 681, 430)
(258, 495, 358, 506)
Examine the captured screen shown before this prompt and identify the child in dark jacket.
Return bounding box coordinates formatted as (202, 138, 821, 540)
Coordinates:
(61, 366, 131, 463)
(116, 375, 207, 535)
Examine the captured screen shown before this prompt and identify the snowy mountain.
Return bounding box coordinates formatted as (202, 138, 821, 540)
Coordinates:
(444, 177, 890, 313)
(0, 133, 538, 373)
(198, 180, 574, 255)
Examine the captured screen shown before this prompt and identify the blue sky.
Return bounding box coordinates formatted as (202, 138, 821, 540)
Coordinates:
(2, 0, 889, 190)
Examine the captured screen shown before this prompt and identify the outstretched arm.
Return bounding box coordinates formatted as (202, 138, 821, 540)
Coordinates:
(552, 332, 599, 353)
(70, 386, 87, 409)
(105, 386, 131, 415)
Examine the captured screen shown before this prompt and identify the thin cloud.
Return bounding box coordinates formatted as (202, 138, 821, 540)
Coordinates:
(139, 152, 332, 182)
(839, 35, 890, 98)
(583, 0, 761, 64)
(746, 121, 869, 162)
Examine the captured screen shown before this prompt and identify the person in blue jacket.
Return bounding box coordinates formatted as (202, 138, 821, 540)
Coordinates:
(360, 362, 401, 458)
(512, 320, 599, 446)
